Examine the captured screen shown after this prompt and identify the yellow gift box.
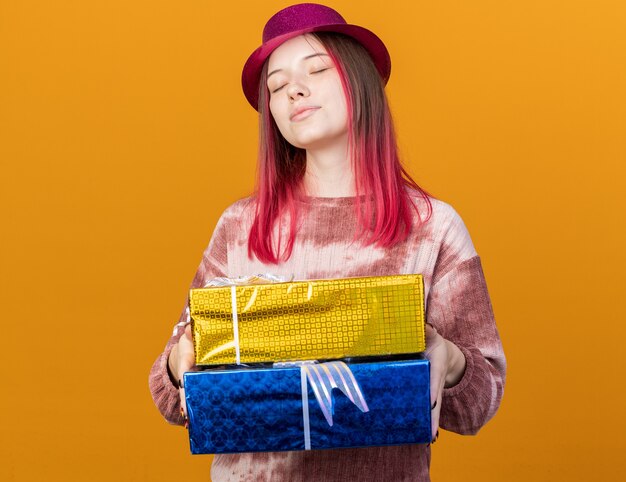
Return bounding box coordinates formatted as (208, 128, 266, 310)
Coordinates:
(189, 274, 425, 366)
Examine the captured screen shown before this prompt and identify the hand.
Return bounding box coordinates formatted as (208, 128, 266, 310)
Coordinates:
(168, 324, 195, 417)
(424, 323, 466, 442)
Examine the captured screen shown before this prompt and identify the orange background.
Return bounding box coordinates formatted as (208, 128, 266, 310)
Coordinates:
(1, 1, 625, 480)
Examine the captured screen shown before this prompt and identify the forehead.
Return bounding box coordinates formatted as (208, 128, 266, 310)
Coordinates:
(267, 34, 328, 70)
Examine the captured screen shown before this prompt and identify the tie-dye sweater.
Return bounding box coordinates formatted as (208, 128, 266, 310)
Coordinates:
(149, 193, 506, 482)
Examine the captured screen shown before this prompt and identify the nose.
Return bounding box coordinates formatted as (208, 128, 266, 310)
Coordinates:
(287, 81, 310, 102)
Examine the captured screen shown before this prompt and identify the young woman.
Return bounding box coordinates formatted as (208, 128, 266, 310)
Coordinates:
(149, 4, 506, 481)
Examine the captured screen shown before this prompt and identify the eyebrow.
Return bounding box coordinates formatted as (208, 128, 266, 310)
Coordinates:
(267, 53, 330, 80)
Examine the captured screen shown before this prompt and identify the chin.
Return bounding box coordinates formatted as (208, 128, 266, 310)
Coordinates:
(293, 138, 324, 149)
(289, 131, 345, 150)
(286, 135, 323, 150)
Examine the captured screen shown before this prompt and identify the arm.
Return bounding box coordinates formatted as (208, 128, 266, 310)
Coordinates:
(148, 209, 233, 425)
(427, 256, 506, 435)
(148, 316, 189, 425)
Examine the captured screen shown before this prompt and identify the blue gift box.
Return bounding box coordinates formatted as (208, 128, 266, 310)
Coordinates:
(184, 359, 431, 454)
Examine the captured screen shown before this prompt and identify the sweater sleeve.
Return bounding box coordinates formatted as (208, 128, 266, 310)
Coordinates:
(426, 256, 506, 434)
(423, 205, 506, 435)
(148, 209, 232, 425)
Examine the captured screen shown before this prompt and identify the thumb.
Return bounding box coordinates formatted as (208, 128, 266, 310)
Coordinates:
(184, 322, 192, 338)
(179, 324, 195, 363)
(178, 324, 195, 421)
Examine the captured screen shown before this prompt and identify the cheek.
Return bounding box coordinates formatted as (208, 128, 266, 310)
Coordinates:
(269, 99, 287, 128)
(268, 99, 294, 142)
(268, 99, 278, 123)
(330, 95, 349, 132)
(326, 83, 349, 125)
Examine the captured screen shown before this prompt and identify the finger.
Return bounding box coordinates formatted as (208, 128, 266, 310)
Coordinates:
(425, 331, 445, 410)
(178, 325, 195, 364)
(179, 384, 188, 420)
(430, 373, 445, 442)
(425, 327, 447, 440)
(424, 323, 434, 344)
(429, 360, 445, 440)
(183, 323, 193, 341)
(177, 325, 195, 420)
(175, 325, 195, 377)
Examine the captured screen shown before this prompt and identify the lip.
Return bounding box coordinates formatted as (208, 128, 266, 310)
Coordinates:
(290, 106, 320, 122)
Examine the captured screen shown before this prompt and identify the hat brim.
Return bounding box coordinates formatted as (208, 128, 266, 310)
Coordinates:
(241, 24, 391, 110)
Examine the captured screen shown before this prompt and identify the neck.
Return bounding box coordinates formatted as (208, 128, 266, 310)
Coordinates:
(303, 139, 355, 197)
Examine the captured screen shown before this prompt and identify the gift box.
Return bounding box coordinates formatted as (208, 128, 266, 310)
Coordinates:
(190, 274, 425, 365)
(184, 358, 431, 454)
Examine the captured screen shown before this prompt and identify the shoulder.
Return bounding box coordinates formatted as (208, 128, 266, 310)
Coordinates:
(429, 198, 470, 239)
(221, 196, 255, 218)
(215, 196, 257, 230)
(407, 189, 478, 269)
(430, 198, 477, 265)
(406, 189, 469, 236)
(200, 197, 256, 251)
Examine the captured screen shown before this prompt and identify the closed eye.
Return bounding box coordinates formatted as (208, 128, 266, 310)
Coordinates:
(270, 68, 331, 93)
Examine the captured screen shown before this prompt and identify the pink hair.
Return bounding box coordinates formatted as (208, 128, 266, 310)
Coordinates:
(248, 33, 432, 264)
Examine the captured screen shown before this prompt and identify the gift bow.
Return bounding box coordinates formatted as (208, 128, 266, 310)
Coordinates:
(275, 360, 370, 450)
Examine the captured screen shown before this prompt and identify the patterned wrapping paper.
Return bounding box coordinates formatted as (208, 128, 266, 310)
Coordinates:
(190, 274, 425, 366)
(184, 359, 431, 454)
